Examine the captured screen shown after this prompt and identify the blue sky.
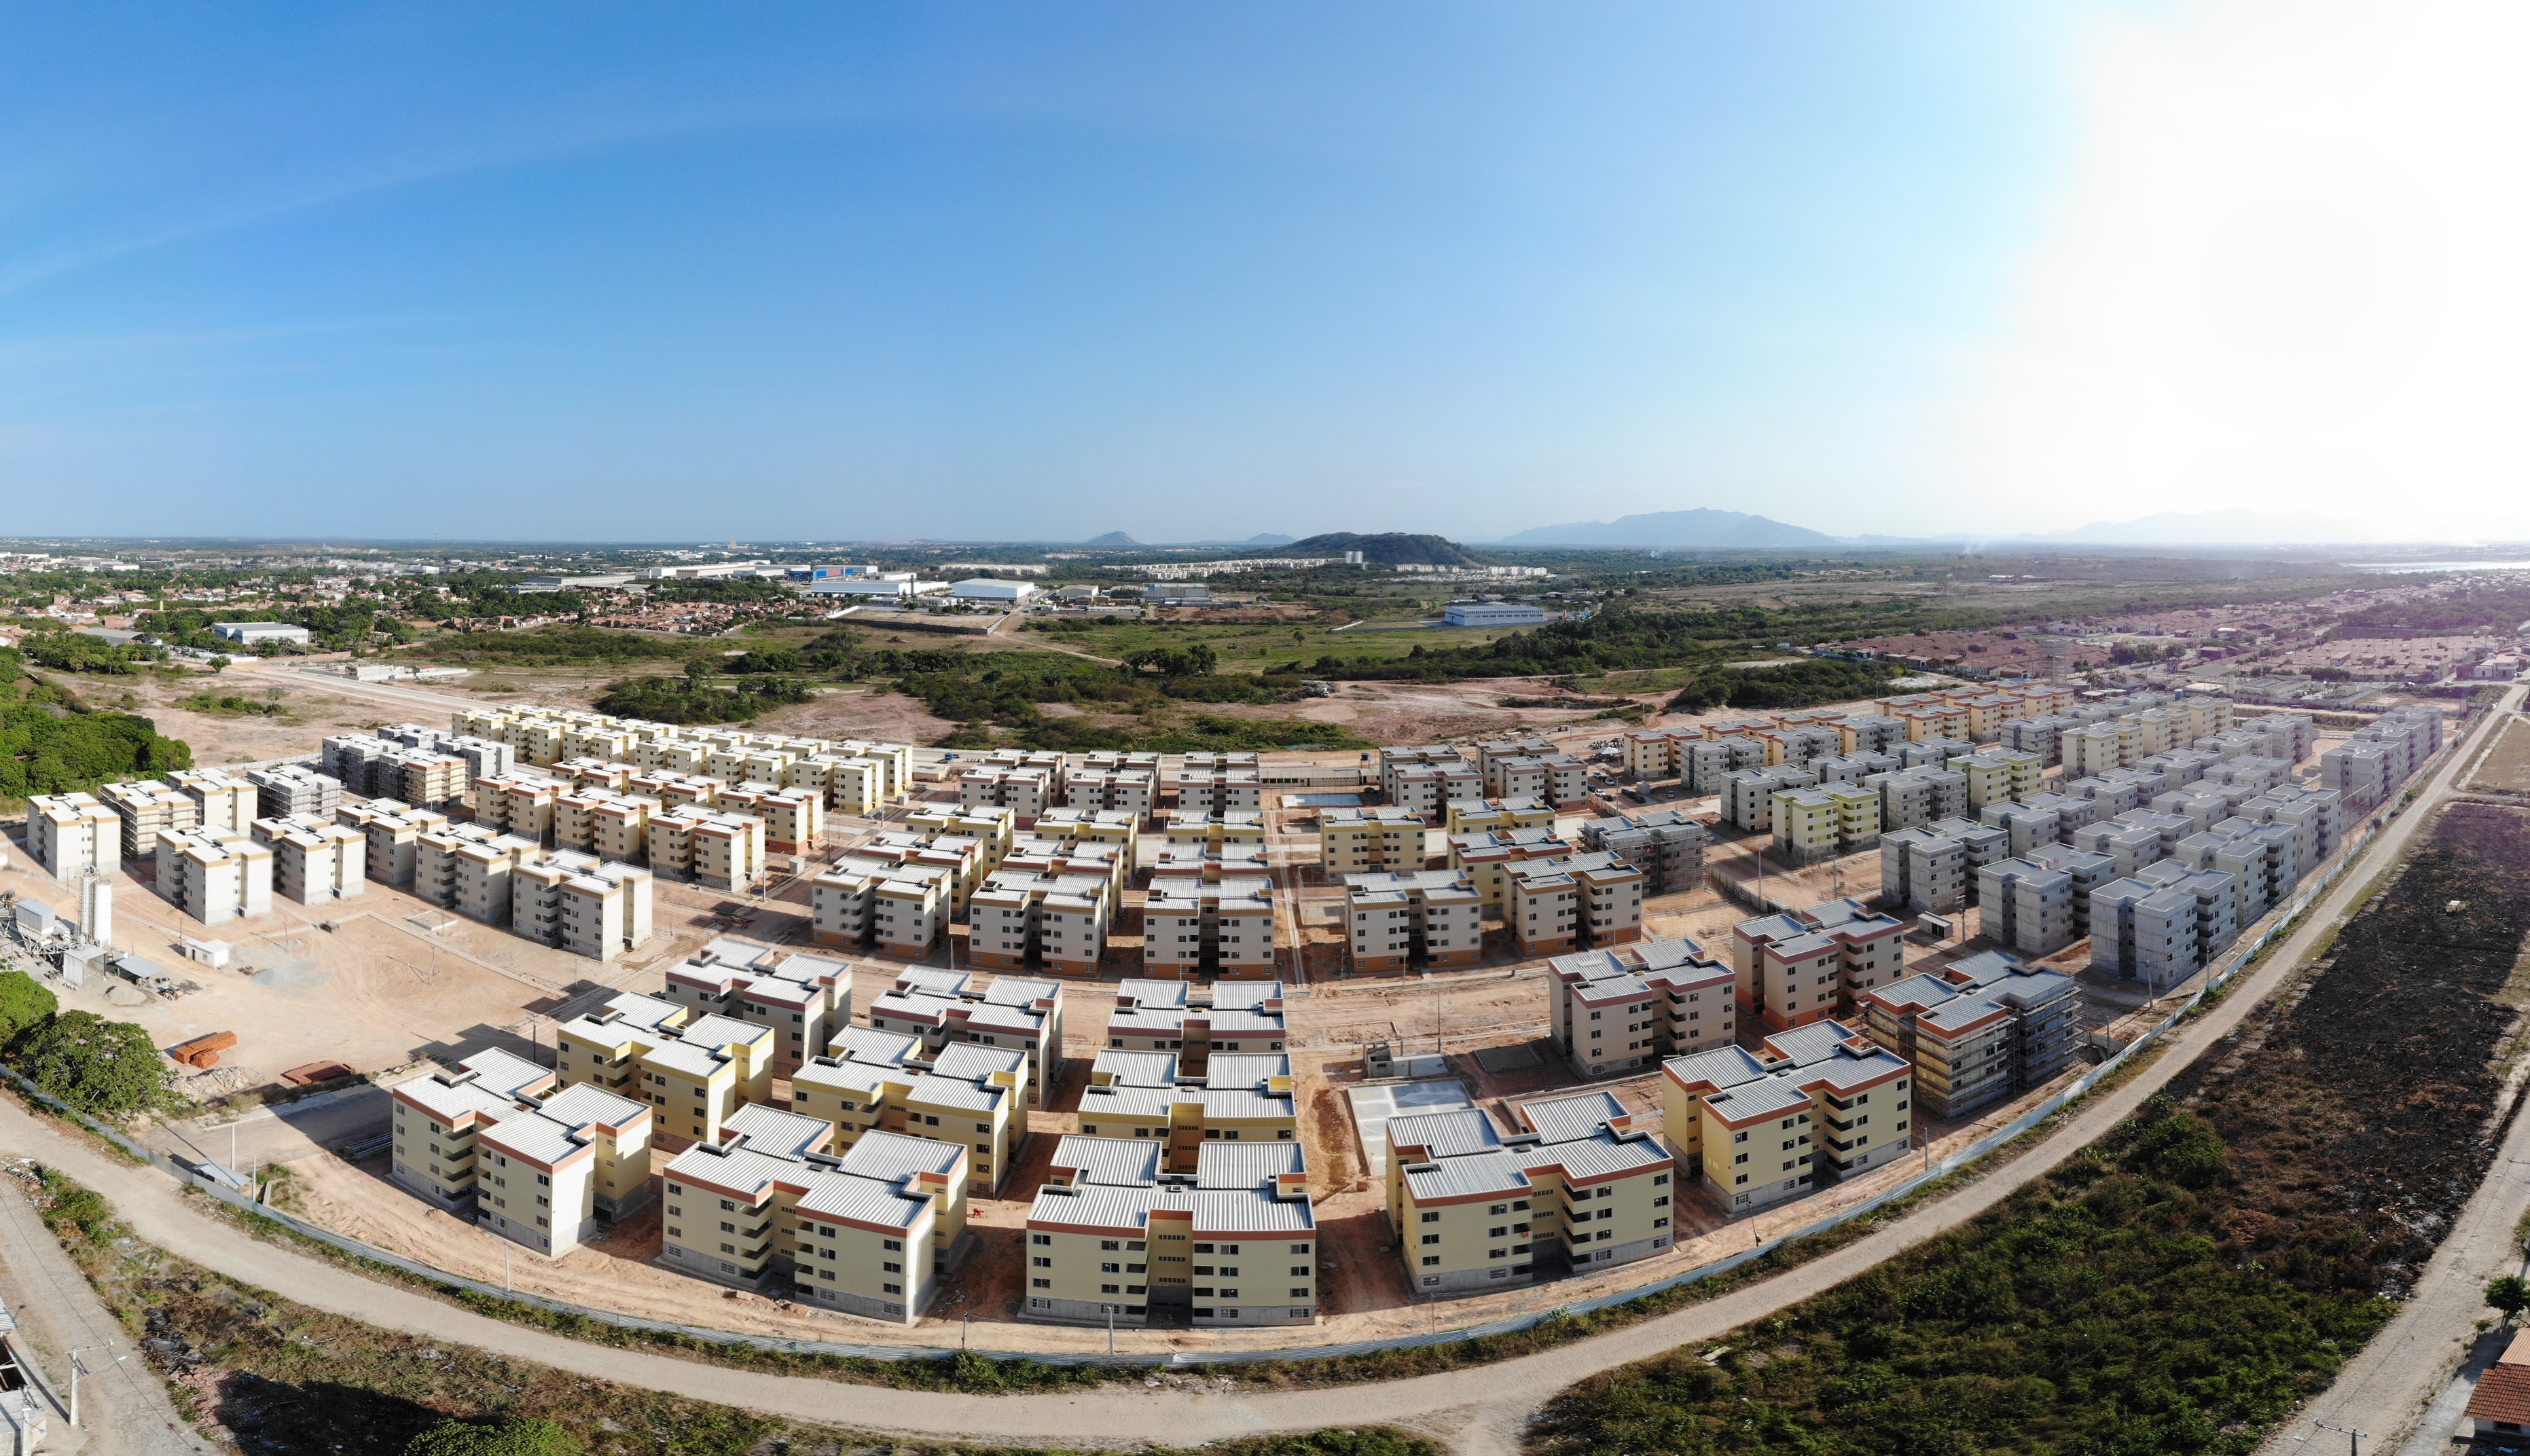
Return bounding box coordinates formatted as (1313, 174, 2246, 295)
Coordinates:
(0, 4, 2315, 544)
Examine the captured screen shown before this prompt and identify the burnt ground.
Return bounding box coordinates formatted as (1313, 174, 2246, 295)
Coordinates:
(2173, 801, 2530, 1298)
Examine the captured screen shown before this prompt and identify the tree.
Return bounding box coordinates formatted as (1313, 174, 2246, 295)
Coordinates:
(403, 1418, 583, 1456)
(7, 1012, 177, 1119)
(0, 972, 58, 1043)
(205, 656, 229, 674)
(2488, 1275, 2530, 1322)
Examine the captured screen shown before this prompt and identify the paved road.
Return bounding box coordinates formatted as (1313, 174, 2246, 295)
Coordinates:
(0, 699, 2501, 1455)
(0, 1173, 214, 1456)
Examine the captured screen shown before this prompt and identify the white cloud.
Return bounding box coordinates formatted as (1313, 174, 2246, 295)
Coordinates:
(1952, 0, 2530, 541)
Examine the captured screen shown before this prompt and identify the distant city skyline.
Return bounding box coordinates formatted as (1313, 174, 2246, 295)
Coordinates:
(0, 3, 2518, 543)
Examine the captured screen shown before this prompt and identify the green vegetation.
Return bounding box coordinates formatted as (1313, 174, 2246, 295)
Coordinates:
(1532, 1113, 2383, 1456)
(1665, 657, 1902, 712)
(36, 1173, 1437, 1456)
(0, 649, 194, 800)
(177, 690, 291, 717)
(407, 1417, 585, 1456)
(138, 602, 416, 653)
(15, 630, 153, 673)
(10, 1011, 180, 1119)
(2333, 582, 2530, 639)
(1282, 531, 1483, 566)
(2491, 1275, 2530, 1322)
(0, 972, 60, 1043)
(592, 674, 812, 724)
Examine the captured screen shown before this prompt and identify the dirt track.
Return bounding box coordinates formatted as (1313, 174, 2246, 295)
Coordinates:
(5, 689, 2501, 1455)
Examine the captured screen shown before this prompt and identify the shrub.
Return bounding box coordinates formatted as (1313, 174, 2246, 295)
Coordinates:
(403, 1417, 583, 1456)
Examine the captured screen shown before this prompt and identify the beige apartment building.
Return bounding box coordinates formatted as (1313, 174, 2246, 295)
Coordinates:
(507, 851, 655, 961)
(1949, 748, 2046, 811)
(1547, 937, 1738, 1079)
(1343, 869, 1486, 973)
(719, 782, 824, 852)
(647, 804, 767, 890)
(248, 813, 369, 904)
(1142, 876, 1277, 979)
(1448, 826, 1574, 907)
(1023, 1137, 1316, 1328)
(446, 708, 909, 815)
(169, 767, 261, 835)
(154, 826, 275, 925)
(98, 780, 200, 860)
(391, 1047, 558, 1214)
(1661, 1019, 1913, 1215)
(1381, 747, 1485, 822)
(28, 792, 120, 879)
(864, 967, 1067, 1106)
(661, 938, 853, 1078)
(661, 1123, 969, 1322)
(1074, 1047, 1299, 1169)
(790, 1039, 1028, 1192)
(1730, 896, 1911, 1033)
(335, 799, 450, 889)
(1504, 852, 1645, 958)
(552, 994, 776, 1151)
(1102, 980, 1288, 1078)
(1443, 796, 1557, 836)
(1386, 1092, 1677, 1297)
(969, 865, 1113, 977)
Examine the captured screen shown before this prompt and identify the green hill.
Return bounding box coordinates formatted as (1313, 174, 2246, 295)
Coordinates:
(1284, 532, 1484, 566)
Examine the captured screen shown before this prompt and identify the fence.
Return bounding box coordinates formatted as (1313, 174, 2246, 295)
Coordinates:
(0, 712, 2481, 1372)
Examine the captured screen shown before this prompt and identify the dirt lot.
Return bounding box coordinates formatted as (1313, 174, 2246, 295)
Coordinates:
(2469, 713, 2530, 793)
(75, 668, 405, 768)
(1218, 679, 1659, 746)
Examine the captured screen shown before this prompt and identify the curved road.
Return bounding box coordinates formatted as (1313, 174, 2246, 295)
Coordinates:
(4, 695, 2506, 1456)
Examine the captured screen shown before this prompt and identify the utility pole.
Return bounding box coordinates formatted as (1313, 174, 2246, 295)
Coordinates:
(1106, 1303, 1116, 1355)
(2308, 1422, 2364, 1456)
(68, 1345, 124, 1425)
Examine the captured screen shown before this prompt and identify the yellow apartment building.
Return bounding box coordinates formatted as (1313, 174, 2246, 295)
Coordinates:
(1386, 1094, 1676, 1297)
(1023, 1137, 1315, 1327)
(1661, 1019, 1913, 1215)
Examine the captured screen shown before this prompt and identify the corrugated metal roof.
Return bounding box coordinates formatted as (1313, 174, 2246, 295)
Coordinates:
(723, 1103, 833, 1158)
(1517, 1089, 1627, 1143)
(1402, 1148, 1534, 1200)
(1091, 1049, 1180, 1087)
(1047, 1134, 1163, 1186)
(1196, 1140, 1308, 1190)
(1388, 1108, 1502, 1159)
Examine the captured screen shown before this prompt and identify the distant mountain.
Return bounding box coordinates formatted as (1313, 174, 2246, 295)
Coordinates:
(1080, 531, 1141, 547)
(1182, 533, 1296, 547)
(1284, 532, 1484, 566)
(2024, 509, 2379, 546)
(1491, 509, 1835, 549)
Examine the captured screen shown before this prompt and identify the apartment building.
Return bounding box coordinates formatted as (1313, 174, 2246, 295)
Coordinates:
(28, 792, 121, 879)
(716, 782, 824, 853)
(1810, 752, 1901, 788)
(1579, 809, 1713, 894)
(1065, 765, 1159, 820)
(1619, 725, 1701, 782)
(863, 967, 1066, 1106)
(1770, 783, 1881, 866)
(660, 938, 852, 1078)
(1343, 869, 1486, 973)
(246, 764, 342, 820)
(1022, 1137, 1316, 1327)
(1730, 896, 1909, 1032)
(98, 780, 199, 861)
(247, 814, 368, 904)
(390, 1046, 559, 1216)
(969, 870, 1111, 977)
(812, 854, 950, 958)
(1073, 1048, 1299, 1169)
(1320, 805, 1428, 876)
(552, 994, 776, 1150)
(790, 1038, 1027, 1192)
(1142, 876, 1277, 979)
(1547, 937, 1736, 1079)
(1976, 849, 2116, 956)
(471, 1079, 656, 1258)
(960, 765, 1062, 824)
(1441, 797, 1553, 837)
(153, 826, 275, 925)
(1478, 752, 1591, 808)
(1379, 746, 1485, 822)
(1032, 806, 1143, 859)
(333, 801, 448, 889)
(1447, 826, 1574, 905)
(1102, 981, 1287, 1078)
(1720, 765, 1817, 833)
(1386, 1094, 1676, 1296)
(1176, 765, 1264, 818)
(1861, 949, 2078, 1118)
(319, 734, 467, 810)
(1949, 749, 2045, 811)
(446, 707, 909, 815)
(1500, 852, 1645, 959)
(1163, 810, 1267, 852)
(547, 786, 663, 864)
(1661, 1019, 1913, 1214)
(646, 804, 767, 890)
(374, 721, 516, 782)
(661, 1123, 968, 1322)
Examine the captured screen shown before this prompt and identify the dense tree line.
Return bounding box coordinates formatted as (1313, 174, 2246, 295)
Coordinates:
(1663, 658, 1902, 713)
(592, 674, 812, 724)
(0, 650, 194, 799)
(2332, 583, 2530, 639)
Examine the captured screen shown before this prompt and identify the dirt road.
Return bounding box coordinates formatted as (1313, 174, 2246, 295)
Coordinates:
(0, 693, 2500, 1455)
(0, 1173, 213, 1456)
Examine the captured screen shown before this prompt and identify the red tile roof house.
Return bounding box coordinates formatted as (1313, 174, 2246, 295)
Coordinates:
(2466, 1329, 2530, 1444)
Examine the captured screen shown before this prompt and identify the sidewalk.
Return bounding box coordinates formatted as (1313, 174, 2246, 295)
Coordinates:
(0, 1171, 211, 1456)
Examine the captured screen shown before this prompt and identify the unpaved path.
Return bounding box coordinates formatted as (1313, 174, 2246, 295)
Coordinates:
(0, 697, 2499, 1455)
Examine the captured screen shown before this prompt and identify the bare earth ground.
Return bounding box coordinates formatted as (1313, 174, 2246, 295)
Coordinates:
(2467, 712, 2530, 793)
(94, 670, 401, 767)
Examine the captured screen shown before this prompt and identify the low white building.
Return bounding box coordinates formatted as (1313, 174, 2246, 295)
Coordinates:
(212, 621, 312, 645)
(1443, 602, 1549, 628)
(946, 578, 1038, 604)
